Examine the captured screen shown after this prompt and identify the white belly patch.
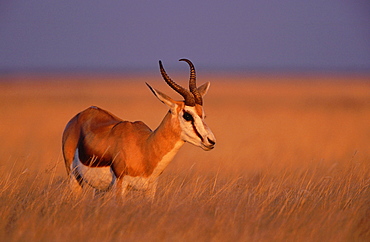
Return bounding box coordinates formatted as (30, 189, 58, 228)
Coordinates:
(72, 148, 116, 191)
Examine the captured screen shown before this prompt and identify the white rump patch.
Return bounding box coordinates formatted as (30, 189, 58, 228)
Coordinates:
(72, 148, 116, 191)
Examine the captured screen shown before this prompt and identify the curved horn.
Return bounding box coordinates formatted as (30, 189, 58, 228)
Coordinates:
(159, 60, 195, 106)
(179, 59, 203, 105)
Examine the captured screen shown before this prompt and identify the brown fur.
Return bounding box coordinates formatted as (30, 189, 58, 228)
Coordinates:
(62, 105, 182, 179)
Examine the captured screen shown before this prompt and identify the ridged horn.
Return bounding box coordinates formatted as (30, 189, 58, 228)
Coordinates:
(179, 59, 203, 105)
(159, 60, 195, 106)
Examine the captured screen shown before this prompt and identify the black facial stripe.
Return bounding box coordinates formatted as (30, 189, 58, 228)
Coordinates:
(191, 121, 204, 142)
(183, 109, 204, 142)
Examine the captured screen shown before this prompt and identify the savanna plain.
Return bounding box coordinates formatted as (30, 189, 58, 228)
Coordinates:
(0, 74, 369, 242)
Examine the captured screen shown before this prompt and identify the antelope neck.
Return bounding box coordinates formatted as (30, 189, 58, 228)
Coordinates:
(145, 111, 184, 177)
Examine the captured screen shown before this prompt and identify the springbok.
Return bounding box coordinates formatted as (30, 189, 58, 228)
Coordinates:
(62, 59, 216, 199)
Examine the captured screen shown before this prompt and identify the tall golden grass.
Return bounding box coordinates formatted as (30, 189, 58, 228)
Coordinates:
(0, 74, 369, 241)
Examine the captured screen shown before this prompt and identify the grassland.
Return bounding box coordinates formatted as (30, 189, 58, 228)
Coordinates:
(0, 74, 369, 241)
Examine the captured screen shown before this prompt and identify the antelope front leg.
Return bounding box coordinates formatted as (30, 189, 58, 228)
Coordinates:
(145, 181, 158, 201)
(115, 178, 129, 202)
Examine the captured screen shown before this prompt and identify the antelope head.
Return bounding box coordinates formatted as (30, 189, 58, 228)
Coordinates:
(147, 59, 216, 151)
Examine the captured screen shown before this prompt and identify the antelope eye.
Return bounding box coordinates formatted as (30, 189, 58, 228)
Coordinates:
(183, 112, 194, 122)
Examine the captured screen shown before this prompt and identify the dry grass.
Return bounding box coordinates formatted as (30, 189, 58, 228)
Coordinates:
(0, 74, 369, 241)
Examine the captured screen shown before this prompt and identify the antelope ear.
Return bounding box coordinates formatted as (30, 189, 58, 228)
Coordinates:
(197, 82, 210, 97)
(146, 83, 176, 109)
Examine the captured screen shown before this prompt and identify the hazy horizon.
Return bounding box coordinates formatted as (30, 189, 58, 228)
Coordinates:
(1, 1, 369, 74)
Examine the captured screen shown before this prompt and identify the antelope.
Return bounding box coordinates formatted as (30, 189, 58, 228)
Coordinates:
(62, 59, 216, 199)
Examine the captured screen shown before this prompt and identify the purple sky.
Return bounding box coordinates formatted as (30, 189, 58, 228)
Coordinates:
(0, 0, 369, 73)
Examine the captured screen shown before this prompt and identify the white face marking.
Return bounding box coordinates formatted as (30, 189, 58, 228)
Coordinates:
(72, 148, 116, 191)
(179, 106, 216, 150)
